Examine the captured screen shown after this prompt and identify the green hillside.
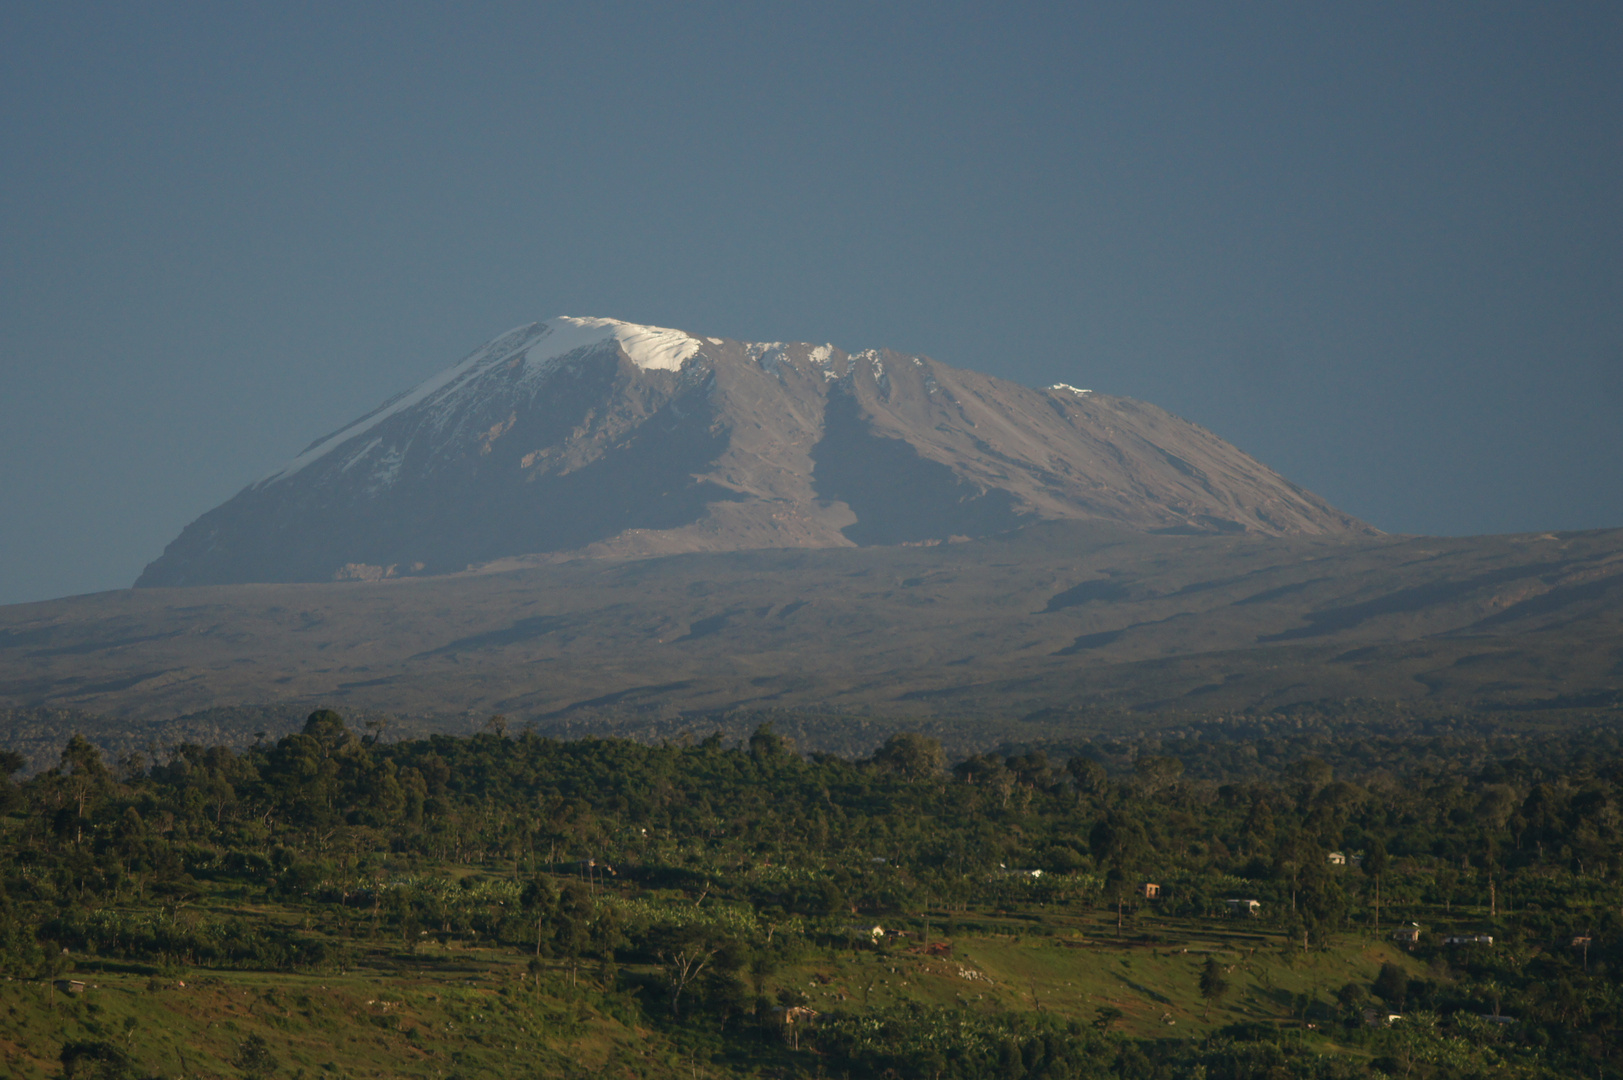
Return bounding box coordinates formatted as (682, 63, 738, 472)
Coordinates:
(3, 711, 1622, 1078)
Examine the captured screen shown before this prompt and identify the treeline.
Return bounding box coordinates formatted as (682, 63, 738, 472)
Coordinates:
(11, 692, 1619, 777)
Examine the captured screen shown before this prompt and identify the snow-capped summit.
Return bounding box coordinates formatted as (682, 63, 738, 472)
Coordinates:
(259, 318, 701, 486)
(137, 316, 1373, 587)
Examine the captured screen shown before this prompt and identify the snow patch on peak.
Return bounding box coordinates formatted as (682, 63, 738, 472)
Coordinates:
(750, 342, 787, 374)
(528, 316, 700, 373)
(340, 438, 383, 473)
(1049, 383, 1092, 395)
(258, 316, 700, 488)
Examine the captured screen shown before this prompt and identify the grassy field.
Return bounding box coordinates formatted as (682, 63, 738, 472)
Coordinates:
(2, 949, 682, 1080)
(769, 909, 1425, 1041)
(0, 889, 1427, 1079)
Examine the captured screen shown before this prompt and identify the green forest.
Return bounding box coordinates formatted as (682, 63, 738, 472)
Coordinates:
(4, 709, 1623, 1079)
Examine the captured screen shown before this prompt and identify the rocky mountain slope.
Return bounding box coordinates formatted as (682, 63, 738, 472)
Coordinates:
(136, 317, 1371, 587)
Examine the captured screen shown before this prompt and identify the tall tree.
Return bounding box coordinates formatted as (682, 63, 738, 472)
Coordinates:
(873, 734, 946, 781)
(1198, 957, 1230, 1020)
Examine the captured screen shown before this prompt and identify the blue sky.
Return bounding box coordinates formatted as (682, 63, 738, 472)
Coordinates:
(2, 2, 1620, 604)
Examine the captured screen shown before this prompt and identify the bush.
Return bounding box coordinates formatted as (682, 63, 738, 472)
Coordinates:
(60, 1040, 133, 1080)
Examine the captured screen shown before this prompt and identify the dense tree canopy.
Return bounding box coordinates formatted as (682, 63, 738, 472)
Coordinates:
(4, 708, 1623, 1077)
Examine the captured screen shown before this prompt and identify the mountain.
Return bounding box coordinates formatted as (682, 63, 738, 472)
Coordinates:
(135, 317, 1372, 587)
